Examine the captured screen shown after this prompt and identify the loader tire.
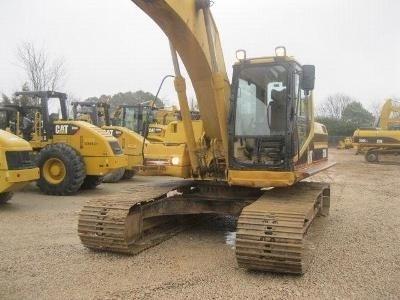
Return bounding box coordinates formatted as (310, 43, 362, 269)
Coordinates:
(37, 143, 86, 195)
(122, 169, 136, 180)
(0, 192, 13, 204)
(102, 168, 125, 183)
(80, 175, 103, 190)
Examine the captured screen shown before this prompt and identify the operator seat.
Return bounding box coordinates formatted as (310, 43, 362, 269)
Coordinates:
(270, 89, 286, 135)
(22, 115, 34, 141)
(48, 113, 59, 136)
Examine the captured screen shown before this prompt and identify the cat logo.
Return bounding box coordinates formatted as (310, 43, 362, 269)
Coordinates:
(55, 124, 69, 134)
(105, 129, 122, 138)
(148, 127, 162, 133)
(54, 124, 80, 135)
(105, 129, 114, 136)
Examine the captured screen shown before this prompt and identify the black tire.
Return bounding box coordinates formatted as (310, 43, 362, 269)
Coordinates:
(102, 168, 125, 183)
(122, 169, 137, 180)
(80, 175, 103, 190)
(0, 192, 13, 204)
(365, 150, 378, 163)
(36, 143, 86, 195)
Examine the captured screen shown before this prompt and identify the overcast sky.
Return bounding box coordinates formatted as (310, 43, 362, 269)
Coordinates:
(0, 0, 399, 110)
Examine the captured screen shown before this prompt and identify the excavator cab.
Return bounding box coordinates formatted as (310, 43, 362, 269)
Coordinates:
(229, 51, 315, 172)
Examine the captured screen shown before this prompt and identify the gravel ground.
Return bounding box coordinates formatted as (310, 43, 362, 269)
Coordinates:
(0, 148, 399, 299)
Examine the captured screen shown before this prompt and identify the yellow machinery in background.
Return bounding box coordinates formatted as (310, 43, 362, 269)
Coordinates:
(78, 0, 334, 274)
(0, 130, 39, 204)
(12, 91, 127, 195)
(110, 103, 175, 139)
(109, 104, 203, 177)
(110, 103, 200, 141)
(72, 101, 202, 181)
(0, 106, 20, 136)
(376, 98, 400, 129)
(337, 137, 354, 149)
(111, 104, 203, 179)
(353, 99, 400, 162)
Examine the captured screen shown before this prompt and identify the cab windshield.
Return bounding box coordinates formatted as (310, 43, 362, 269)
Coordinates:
(234, 65, 287, 137)
(122, 106, 154, 134)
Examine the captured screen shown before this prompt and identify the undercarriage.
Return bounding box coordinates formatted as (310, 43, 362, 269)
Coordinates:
(78, 180, 330, 274)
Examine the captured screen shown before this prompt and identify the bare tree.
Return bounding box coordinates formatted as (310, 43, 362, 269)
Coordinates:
(1, 93, 11, 104)
(317, 93, 353, 119)
(368, 99, 383, 126)
(16, 42, 66, 92)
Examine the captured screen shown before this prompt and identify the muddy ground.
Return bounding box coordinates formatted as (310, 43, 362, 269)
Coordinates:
(0, 148, 399, 299)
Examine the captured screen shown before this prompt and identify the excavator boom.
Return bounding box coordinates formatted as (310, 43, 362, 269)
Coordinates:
(132, 0, 229, 146)
(377, 99, 400, 129)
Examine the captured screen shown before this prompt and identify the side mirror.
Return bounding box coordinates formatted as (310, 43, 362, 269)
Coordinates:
(301, 65, 315, 93)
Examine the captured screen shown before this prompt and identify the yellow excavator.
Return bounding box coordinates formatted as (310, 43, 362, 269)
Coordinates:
(12, 91, 127, 195)
(78, 0, 334, 274)
(353, 99, 400, 162)
(376, 98, 400, 129)
(0, 130, 39, 204)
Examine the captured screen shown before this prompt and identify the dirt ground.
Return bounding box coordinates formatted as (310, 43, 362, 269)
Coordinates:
(1, 148, 399, 300)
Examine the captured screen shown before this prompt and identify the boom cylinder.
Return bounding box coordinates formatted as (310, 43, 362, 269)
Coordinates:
(199, 4, 229, 157)
(170, 42, 201, 176)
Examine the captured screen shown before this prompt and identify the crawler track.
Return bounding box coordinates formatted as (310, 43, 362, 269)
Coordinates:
(78, 181, 189, 254)
(236, 182, 330, 274)
(78, 180, 330, 274)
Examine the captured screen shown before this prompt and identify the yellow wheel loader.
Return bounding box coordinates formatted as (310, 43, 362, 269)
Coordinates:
(78, 0, 335, 274)
(0, 130, 39, 204)
(13, 91, 127, 195)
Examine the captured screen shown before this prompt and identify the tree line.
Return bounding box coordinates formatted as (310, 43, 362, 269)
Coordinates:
(1, 42, 164, 109)
(84, 91, 163, 110)
(1, 42, 395, 138)
(316, 93, 375, 137)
